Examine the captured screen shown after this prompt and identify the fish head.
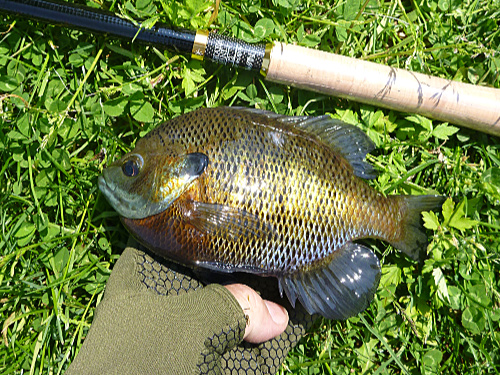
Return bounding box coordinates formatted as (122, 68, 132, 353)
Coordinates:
(99, 148, 209, 219)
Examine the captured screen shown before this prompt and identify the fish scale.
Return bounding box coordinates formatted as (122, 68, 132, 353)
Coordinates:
(203, 128, 350, 270)
(99, 106, 445, 319)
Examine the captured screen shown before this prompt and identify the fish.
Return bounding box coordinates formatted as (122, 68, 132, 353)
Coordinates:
(98, 106, 444, 320)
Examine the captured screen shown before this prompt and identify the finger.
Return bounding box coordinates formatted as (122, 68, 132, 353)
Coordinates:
(224, 283, 289, 344)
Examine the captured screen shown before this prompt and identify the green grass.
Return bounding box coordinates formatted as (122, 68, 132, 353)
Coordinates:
(1, 0, 499, 374)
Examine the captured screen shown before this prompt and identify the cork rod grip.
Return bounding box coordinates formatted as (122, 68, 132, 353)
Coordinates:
(265, 43, 500, 136)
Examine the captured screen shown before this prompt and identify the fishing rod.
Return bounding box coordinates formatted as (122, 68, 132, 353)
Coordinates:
(1, 0, 500, 136)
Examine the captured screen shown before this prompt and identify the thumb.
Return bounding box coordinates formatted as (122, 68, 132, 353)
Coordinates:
(224, 283, 289, 344)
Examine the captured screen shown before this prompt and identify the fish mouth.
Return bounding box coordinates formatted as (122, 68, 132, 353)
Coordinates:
(98, 174, 125, 216)
(98, 175, 116, 196)
(98, 173, 161, 219)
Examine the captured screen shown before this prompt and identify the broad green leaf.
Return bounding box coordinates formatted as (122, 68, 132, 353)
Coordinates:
(167, 96, 205, 114)
(462, 306, 484, 334)
(130, 101, 154, 123)
(7, 130, 27, 141)
(357, 338, 378, 372)
(450, 215, 477, 231)
(481, 167, 500, 201)
(246, 84, 258, 100)
(0, 76, 18, 92)
(406, 301, 433, 343)
(0, 46, 8, 65)
(122, 83, 144, 95)
(297, 24, 321, 47)
(491, 308, 500, 322)
(272, 0, 300, 10)
(60, 119, 80, 142)
(182, 63, 206, 95)
(422, 211, 440, 230)
(432, 267, 449, 303)
(468, 284, 490, 307)
(42, 293, 50, 306)
(268, 86, 284, 104)
(98, 237, 111, 254)
(238, 91, 251, 102)
(47, 99, 68, 113)
(241, 0, 261, 13)
(432, 123, 459, 140)
(137, 0, 154, 11)
(13, 180, 22, 195)
(51, 246, 70, 275)
(221, 71, 253, 100)
(52, 148, 71, 171)
(448, 285, 462, 310)
(467, 67, 482, 84)
(343, 0, 361, 20)
(336, 26, 347, 42)
(231, 19, 257, 43)
(103, 97, 129, 117)
(36, 169, 56, 188)
(438, 0, 450, 11)
(380, 264, 402, 287)
(406, 115, 432, 131)
(297, 24, 306, 40)
(68, 53, 84, 67)
(377, 312, 397, 337)
(14, 222, 36, 238)
(141, 15, 160, 30)
(254, 18, 274, 40)
(446, 199, 478, 231)
(14, 222, 36, 247)
(16, 113, 31, 138)
(336, 109, 360, 125)
(364, 109, 397, 134)
(34, 212, 49, 233)
(423, 349, 443, 371)
(216, 10, 232, 27)
(442, 198, 454, 224)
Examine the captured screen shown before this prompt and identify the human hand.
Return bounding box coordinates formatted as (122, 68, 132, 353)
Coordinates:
(66, 240, 316, 375)
(223, 283, 289, 344)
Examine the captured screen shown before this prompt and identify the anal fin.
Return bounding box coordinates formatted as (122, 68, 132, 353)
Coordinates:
(279, 242, 381, 320)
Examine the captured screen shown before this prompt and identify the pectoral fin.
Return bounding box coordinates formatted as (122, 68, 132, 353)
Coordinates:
(186, 201, 274, 241)
(279, 242, 381, 320)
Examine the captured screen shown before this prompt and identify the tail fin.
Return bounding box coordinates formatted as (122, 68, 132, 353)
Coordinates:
(389, 195, 445, 262)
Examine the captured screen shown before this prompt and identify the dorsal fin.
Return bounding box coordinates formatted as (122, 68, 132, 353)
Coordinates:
(233, 107, 377, 179)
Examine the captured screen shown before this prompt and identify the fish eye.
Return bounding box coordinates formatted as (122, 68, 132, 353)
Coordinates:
(122, 159, 140, 177)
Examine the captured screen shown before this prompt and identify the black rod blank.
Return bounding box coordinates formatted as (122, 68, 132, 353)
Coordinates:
(0, 0, 267, 71)
(0, 0, 196, 53)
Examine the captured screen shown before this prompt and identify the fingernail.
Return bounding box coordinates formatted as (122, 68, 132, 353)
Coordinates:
(264, 301, 289, 326)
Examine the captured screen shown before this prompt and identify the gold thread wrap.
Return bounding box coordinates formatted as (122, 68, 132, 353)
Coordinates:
(260, 43, 273, 76)
(191, 30, 209, 61)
